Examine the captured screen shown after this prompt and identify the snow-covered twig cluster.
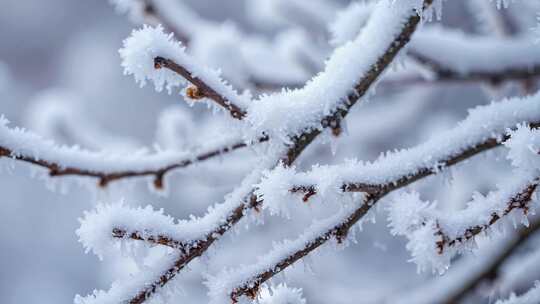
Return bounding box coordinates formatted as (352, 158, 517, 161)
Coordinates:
(110, 0, 325, 90)
(250, 99, 540, 294)
(76, 1, 432, 303)
(3, 0, 540, 303)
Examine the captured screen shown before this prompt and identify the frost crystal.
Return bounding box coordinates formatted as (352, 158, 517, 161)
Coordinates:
(258, 284, 306, 304)
(505, 125, 540, 172)
(119, 25, 249, 108)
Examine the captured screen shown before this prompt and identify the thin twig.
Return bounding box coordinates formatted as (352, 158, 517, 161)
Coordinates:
(0, 136, 267, 188)
(291, 122, 540, 197)
(154, 57, 247, 120)
(112, 228, 186, 251)
(441, 216, 540, 304)
(409, 52, 540, 86)
(435, 181, 538, 255)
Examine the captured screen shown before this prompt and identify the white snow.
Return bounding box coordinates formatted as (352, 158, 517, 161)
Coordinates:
(329, 2, 375, 46)
(254, 92, 540, 274)
(257, 284, 306, 304)
(119, 25, 250, 109)
(78, 202, 182, 259)
(505, 124, 540, 172)
(76, 156, 280, 303)
(411, 26, 540, 74)
(243, 0, 425, 143)
(205, 197, 362, 304)
(115, 0, 317, 90)
(387, 232, 533, 304)
(74, 250, 182, 304)
(389, 174, 538, 274)
(77, 152, 282, 291)
(257, 92, 540, 212)
(330, 4, 540, 75)
(0, 115, 244, 175)
(386, 122, 540, 274)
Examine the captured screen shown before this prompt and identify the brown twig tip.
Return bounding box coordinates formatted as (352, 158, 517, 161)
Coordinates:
(151, 56, 247, 120)
(153, 172, 164, 189)
(0, 147, 9, 157)
(98, 177, 109, 188)
(331, 126, 342, 137)
(47, 163, 61, 177)
(186, 86, 204, 100)
(142, 0, 155, 15)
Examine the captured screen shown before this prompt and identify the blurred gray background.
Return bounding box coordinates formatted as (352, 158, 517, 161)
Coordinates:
(0, 1, 532, 303)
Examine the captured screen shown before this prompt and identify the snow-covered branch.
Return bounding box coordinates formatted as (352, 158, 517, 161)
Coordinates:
(409, 26, 540, 85)
(206, 195, 368, 303)
(5, 0, 540, 303)
(212, 96, 540, 303)
(111, 228, 186, 251)
(76, 166, 273, 304)
(114, 0, 319, 90)
(408, 51, 540, 85)
(120, 25, 251, 120)
(153, 56, 247, 120)
(388, 216, 540, 304)
(246, 0, 431, 157)
(389, 175, 539, 274)
(257, 284, 306, 304)
(278, 94, 540, 204)
(434, 181, 538, 255)
(77, 2, 432, 303)
(394, 124, 540, 275)
(331, 4, 540, 86)
(444, 218, 540, 304)
(0, 116, 263, 188)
